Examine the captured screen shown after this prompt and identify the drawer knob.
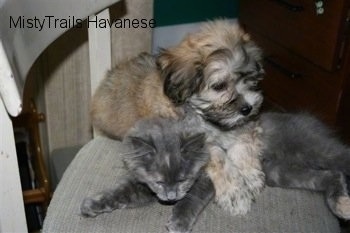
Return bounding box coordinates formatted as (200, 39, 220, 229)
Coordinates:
(272, 0, 304, 12)
(265, 57, 302, 79)
(315, 1, 325, 15)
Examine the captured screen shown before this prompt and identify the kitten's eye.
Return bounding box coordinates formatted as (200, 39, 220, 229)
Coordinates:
(156, 181, 164, 186)
(211, 82, 227, 92)
(176, 179, 187, 183)
(176, 173, 191, 183)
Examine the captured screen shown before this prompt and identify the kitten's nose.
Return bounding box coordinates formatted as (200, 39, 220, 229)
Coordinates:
(167, 191, 177, 201)
(240, 104, 252, 116)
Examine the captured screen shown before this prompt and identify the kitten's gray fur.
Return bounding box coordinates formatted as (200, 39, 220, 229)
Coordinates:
(81, 118, 214, 233)
(261, 112, 350, 219)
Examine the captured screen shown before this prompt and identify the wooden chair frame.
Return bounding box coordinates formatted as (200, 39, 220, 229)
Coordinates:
(12, 101, 50, 211)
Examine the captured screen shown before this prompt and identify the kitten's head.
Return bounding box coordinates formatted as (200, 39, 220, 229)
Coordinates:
(123, 119, 209, 202)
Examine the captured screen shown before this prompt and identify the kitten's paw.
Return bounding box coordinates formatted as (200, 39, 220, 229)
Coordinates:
(335, 196, 350, 220)
(80, 197, 105, 217)
(166, 216, 192, 233)
(80, 194, 126, 217)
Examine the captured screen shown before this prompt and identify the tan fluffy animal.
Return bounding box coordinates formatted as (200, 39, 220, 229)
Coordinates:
(91, 20, 263, 139)
(91, 53, 179, 139)
(91, 20, 265, 215)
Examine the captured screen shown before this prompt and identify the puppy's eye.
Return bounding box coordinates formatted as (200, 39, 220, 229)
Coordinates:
(247, 80, 261, 91)
(249, 84, 261, 91)
(238, 71, 252, 78)
(211, 82, 228, 92)
(238, 72, 247, 77)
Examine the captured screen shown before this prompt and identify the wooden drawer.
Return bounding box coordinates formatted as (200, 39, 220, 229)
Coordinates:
(251, 31, 342, 124)
(240, 0, 349, 71)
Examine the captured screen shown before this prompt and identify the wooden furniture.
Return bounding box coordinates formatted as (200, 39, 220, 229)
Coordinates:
(12, 101, 50, 211)
(239, 0, 350, 141)
(0, 0, 119, 231)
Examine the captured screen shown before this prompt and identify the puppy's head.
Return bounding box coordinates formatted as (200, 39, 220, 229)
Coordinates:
(158, 20, 264, 129)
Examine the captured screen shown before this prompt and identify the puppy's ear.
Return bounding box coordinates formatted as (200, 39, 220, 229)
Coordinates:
(157, 48, 203, 105)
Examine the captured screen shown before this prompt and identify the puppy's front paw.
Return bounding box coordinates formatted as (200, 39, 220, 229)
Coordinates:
(166, 215, 192, 233)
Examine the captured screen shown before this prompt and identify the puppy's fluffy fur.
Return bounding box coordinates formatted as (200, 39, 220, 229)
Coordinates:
(91, 53, 178, 139)
(91, 20, 264, 137)
(205, 120, 264, 215)
(91, 20, 265, 215)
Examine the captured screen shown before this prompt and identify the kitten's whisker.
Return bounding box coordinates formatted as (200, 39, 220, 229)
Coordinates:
(120, 150, 153, 159)
(119, 151, 143, 157)
(119, 151, 140, 156)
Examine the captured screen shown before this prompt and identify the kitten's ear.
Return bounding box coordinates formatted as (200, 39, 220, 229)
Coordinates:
(128, 136, 156, 152)
(180, 133, 206, 152)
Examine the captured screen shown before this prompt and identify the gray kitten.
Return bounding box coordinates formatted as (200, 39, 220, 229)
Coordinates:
(80, 118, 214, 233)
(261, 112, 350, 219)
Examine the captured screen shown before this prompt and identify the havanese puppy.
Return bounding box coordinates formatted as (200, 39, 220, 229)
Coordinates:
(91, 20, 265, 215)
(91, 20, 264, 138)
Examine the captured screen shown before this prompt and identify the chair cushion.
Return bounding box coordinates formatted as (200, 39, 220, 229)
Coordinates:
(50, 145, 83, 189)
(43, 136, 340, 233)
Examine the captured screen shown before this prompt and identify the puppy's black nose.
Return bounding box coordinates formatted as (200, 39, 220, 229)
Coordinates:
(240, 105, 252, 116)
